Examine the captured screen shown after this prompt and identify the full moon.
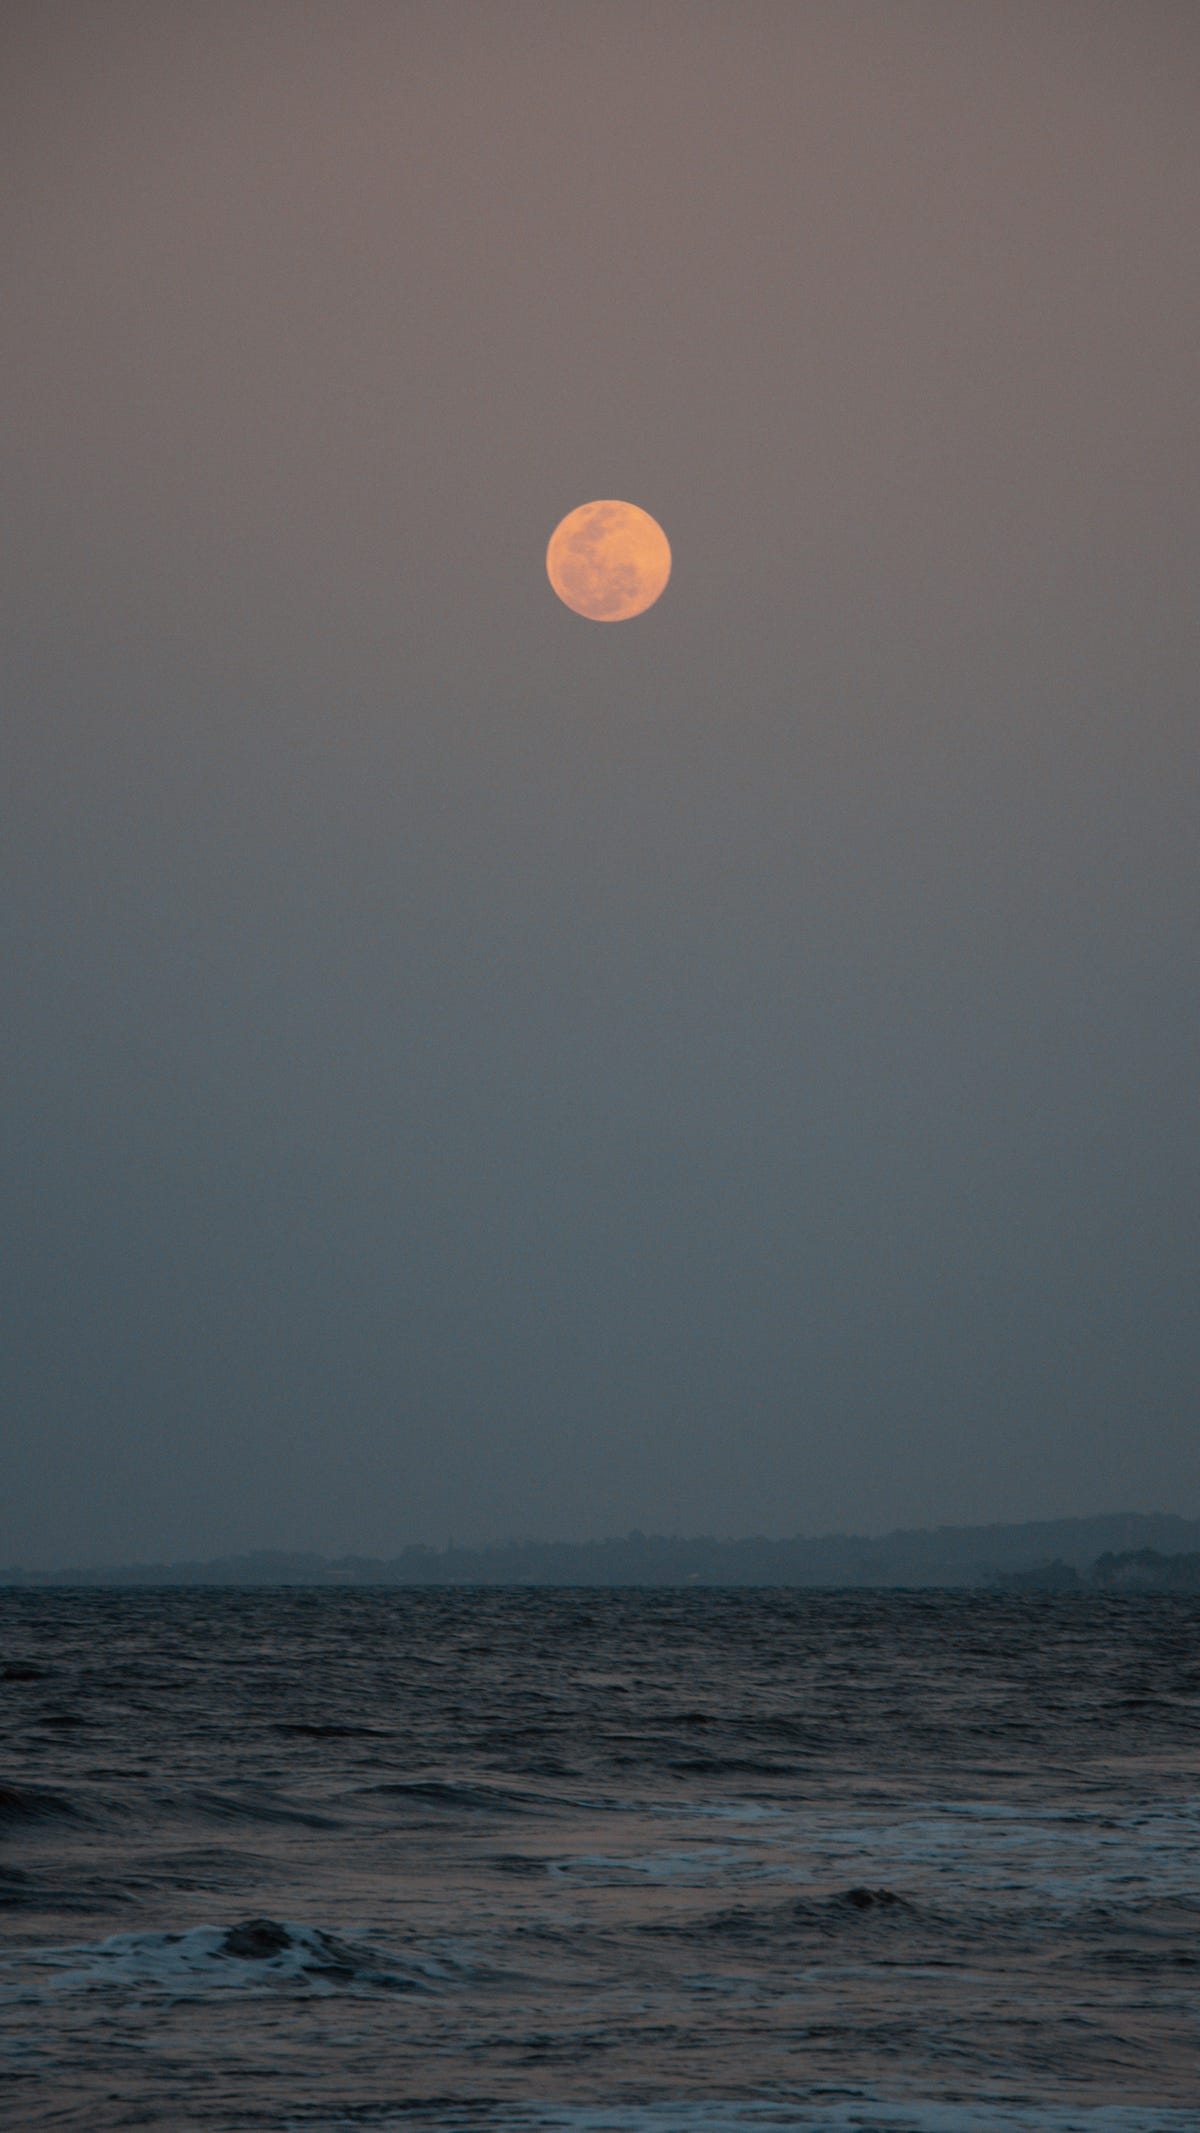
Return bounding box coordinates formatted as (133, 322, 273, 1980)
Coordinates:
(546, 500, 671, 621)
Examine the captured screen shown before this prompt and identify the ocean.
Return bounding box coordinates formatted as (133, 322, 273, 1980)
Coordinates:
(1, 1588, 1196, 2131)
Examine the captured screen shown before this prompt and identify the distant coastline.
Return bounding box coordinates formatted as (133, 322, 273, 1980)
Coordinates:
(4, 1512, 1200, 1589)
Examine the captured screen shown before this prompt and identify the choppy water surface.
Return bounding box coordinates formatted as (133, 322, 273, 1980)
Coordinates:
(1, 1589, 1197, 2131)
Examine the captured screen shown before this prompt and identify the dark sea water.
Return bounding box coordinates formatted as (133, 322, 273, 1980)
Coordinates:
(1, 1590, 1197, 2133)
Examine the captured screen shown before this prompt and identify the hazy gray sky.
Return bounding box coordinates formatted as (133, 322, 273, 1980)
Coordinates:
(3, 2, 1198, 1567)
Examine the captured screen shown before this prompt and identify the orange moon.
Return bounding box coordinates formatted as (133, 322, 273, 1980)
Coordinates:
(546, 500, 671, 621)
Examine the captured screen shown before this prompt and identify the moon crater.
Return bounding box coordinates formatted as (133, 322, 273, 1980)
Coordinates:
(546, 500, 671, 622)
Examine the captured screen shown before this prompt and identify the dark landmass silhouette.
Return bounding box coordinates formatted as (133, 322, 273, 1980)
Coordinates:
(5, 1514, 1200, 1589)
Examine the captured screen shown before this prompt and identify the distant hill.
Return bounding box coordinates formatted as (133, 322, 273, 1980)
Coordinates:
(5, 1512, 1200, 1588)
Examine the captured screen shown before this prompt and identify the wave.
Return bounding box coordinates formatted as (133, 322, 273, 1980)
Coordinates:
(663, 1754, 802, 1777)
(363, 1778, 574, 1815)
(429, 2107, 1200, 2133)
(272, 1720, 390, 1739)
(163, 1787, 343, 1830)
(10, 1918, 432, 1998)
(0, 1783, 83, 1828)
(642, 1884, 925, 1942)
(549, 1846, 754, 1888)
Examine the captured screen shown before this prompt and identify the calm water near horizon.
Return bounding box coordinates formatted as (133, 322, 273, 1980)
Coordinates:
(1, 1589, 1197, 2131)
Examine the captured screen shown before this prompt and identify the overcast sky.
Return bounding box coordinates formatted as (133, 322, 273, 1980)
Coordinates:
(3, 2, 1198, 1567)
